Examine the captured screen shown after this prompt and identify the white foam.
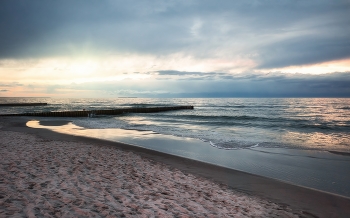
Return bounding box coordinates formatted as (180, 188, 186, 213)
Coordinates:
(209, 141, 239, 150)
(250, 143, 259, 148)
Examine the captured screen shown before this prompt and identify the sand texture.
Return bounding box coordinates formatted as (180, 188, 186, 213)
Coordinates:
(0, 129, 299, 217)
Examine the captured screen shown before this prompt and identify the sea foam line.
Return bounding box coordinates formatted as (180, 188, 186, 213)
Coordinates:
(209, 141, 239, 150)
(250, 143, 259, 148)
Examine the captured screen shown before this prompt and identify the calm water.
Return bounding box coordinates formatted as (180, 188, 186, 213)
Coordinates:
(1, 97, 350, 152)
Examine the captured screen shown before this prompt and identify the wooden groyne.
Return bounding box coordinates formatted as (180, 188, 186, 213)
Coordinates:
(0, 103, 47, 107)
(0, 106, 194, 117)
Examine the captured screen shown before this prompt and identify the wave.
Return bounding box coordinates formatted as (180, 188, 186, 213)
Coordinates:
(209, 141, 239, 150)
(196, 105, 291, 109)
(150, 114, 271, 121)
(121, 103, 176, 108)
(141, 113, 349, 131)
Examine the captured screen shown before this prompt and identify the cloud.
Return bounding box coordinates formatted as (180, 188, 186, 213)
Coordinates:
(257, 35, 350, 69)
(0, 89, 8, 92)
(156, 70, 205, 76)
(154, 70, 226, 79)
(0, 82, 23, 87)
(2, 69, 349, 97)
(1, 0, 349, 70)
(38, 71, 349, 98)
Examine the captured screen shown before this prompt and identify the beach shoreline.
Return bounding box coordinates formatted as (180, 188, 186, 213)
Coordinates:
(1, 117, 350, 217)
(27, 119, 350, 199)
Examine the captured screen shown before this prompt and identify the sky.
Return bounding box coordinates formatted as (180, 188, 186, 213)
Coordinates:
(0, 0, 350, 98)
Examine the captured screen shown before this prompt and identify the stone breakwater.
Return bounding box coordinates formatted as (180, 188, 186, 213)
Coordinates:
(0, 103, 47, 107)
(0, 106, 194, 117)
(0, 129, 298, 217)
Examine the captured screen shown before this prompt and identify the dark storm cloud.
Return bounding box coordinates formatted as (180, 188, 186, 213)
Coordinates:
(0, 0, 193, 58)
(1, 0, 349, 68)
(258, 35, 350, 68)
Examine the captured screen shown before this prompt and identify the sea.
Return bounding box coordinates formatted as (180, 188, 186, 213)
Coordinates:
(2, 97, 350, 197)
(1, 97, 350, 153)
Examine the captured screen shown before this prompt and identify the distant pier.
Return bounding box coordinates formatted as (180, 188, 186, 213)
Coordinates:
(0, 106, 194, 117)
(0, 103, 47, 107)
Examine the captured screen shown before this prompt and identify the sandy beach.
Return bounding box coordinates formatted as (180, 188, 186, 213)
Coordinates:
(1, 117, 350, 217)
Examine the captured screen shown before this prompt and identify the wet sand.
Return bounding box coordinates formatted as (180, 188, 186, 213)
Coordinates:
(1, 117, 350, 217)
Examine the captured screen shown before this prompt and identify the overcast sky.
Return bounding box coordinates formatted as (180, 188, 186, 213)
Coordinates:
(0, 0, 349, 97)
